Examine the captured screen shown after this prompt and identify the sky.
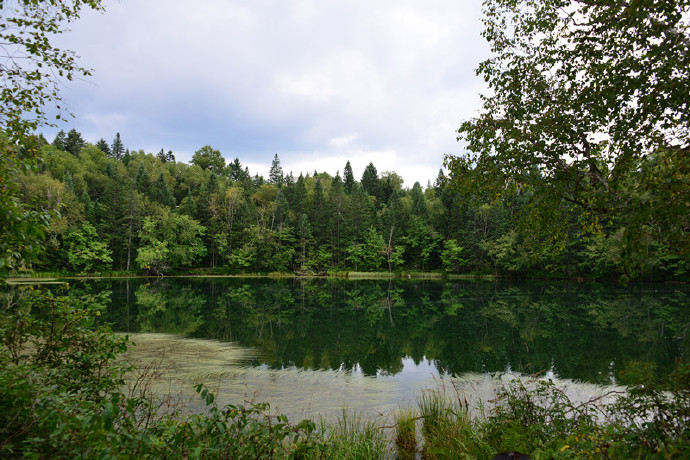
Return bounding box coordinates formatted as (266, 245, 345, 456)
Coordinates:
(48, 0, 490, 188)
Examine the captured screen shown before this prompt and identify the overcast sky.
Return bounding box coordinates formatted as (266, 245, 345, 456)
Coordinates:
(49, 0, 489, 188)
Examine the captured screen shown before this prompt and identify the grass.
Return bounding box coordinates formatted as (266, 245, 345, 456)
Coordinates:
(320, 409, 388, 459)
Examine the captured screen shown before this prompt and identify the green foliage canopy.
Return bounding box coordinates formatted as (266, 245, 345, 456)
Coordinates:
(64, 222, 112, 273)
(447, 0, 690, 263)
(136, 210, 207, 275)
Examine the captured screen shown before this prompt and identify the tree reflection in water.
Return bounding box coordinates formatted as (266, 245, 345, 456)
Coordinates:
(90, 277, 690, 385)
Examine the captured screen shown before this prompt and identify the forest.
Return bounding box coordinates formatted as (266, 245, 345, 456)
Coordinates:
(8, 125, 687, 281)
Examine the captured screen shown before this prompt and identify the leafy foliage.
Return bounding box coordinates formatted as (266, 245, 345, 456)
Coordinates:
(447, 0, 690, 274)
(64, 222, 112, 273)
(136, 211, 206, 275)
(0, 0, 104, 141)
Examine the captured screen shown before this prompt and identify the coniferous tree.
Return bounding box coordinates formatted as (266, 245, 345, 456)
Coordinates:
(410, 182, 428, 218)
(134, 163, 151, 195)
(344, 183, 375, 244)
(275, 188, 289, 230)
(290, 173, 307, 218)
(360, 162, 379, 203)
(52, 130, 66, 151)
(329, 174, 346, 266)
(111, 133, 125, 160)
(268, 153, 284, 186)
(95, 138, 111, 156)
(227, 158, 244, 182)
(63, 129, 85, 155)
(179, 190, 196, 217)
(433, 169, 445, 197)
(157, 148, 168, 163)
(63, 170, 74, 192)
(152, 171, 175, 207)
(343, 161, 355, 194)
(310, 179, 328, 246)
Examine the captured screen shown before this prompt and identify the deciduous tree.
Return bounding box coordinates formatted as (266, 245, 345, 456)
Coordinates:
(447, 0, 690, 269)
(192, 145, 225, 175)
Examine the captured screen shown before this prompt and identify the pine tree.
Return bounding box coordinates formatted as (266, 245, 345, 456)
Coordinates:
(152, 172, 176, 207)
(410, 182, 428, 218)
(95, 138, 111, 156)
(268, 153, 284, 186)
(290, 173, 307, 217)
(360, 162, 379, 201)
(134, 163, 151, 195)
(52, 130, 66, 151)
(343, 161, 355, 194)
(111, 133, 124, 160)
(64, 129, 85, 155)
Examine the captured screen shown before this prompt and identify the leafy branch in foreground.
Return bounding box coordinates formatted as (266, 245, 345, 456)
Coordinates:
(1, 1, 104, 273)
(447, 0, 690, 275)
(1, 0, 104, 141)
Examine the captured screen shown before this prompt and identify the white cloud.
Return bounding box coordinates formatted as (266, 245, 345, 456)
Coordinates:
(51, 0, 489, 187)
(330, 134, 359, 149)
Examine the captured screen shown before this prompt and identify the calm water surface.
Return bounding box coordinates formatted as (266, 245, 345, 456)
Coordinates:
(74, 277, 688, 381)
(60, 277, 690, 419)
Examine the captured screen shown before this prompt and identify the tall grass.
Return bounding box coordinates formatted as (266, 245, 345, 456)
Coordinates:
(417, 390, 493, 459)
(320, 409, 387, 459)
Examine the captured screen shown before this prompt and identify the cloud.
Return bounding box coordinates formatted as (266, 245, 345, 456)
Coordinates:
(50, 0, 489, 188)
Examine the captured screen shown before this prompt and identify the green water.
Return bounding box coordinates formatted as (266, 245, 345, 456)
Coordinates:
(67, 277, 689, 386)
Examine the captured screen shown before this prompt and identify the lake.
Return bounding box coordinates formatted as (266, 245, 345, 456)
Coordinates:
(67, 277, 690, 421)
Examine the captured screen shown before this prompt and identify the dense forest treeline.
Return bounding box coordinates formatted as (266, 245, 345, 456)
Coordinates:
(10, 129, 688, 281)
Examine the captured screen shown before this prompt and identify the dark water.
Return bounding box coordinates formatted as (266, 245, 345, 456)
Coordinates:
(70, 277, 689, 385)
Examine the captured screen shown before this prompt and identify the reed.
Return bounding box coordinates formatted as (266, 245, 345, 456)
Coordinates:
(394, 409, 417, 459)
(321, 409, 387, 459)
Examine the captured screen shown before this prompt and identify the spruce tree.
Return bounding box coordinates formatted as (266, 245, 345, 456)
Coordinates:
(111, 133, 124, 160)
(343, 161, 355, 194)
(95, 138, 111, 156)
(268, 153, 284, 186)
(64, 129, 85, 155)
(310, 179, 327, 245)
(360, 162, 379, 200)
(52, 130, 66, 151)
(291, 173, 307, 217)
(152, 172, 176, 207)
(410, 182, 428, 218)
(134, 163, 151, 195)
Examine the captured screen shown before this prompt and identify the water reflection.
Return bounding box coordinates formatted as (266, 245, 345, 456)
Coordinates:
(87, 277, 690, 385)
